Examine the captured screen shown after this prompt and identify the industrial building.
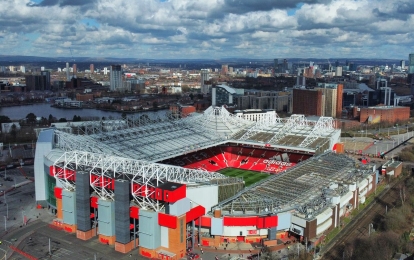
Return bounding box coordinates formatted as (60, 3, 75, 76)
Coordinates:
(35, 106, 377, 259)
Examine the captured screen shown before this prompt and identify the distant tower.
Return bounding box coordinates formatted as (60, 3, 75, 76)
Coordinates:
(221, 64, 228, 75)
(110, 65, 122, 91)
(104, 67, 108, 75)
(201, 69, 210, 94)
(409, 53, 414, 73)
(72, 64, 77, 76)
(66, 62, 70, 81)
(400, 60, 405, 69)
(90, 64, 94, 74)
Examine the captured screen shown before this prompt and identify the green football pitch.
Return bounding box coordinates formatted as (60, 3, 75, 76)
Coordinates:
(219, 168, 270, 187)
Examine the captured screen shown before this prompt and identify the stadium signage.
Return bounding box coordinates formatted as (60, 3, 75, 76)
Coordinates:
(247, 230, 258, 235)
(262, 160, 292, 166)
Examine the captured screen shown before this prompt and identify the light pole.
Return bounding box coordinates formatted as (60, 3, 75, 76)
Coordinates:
(22, 211, 25, 225)
(4, 215, 6, 231)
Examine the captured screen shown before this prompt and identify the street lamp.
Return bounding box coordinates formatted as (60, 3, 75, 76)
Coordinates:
(22, 211, 25, 225)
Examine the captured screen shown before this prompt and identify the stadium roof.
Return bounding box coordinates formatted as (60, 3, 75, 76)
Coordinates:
(52, 106, 339, 162)
(213, 152, 372, 218)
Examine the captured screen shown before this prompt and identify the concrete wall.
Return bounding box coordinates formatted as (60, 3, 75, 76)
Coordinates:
(186, 185, 218, 213)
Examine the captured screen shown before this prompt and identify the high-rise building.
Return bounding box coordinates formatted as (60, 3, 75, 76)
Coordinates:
(110, 65, 122, 91)
(409, 53, 414, 73)
(25, 73, 50, 91)
(200, 69, 210, 94)
(90, 64, 94, 74)
(72, 64, 77, 76)
(292, 88, 324, 116)
(221, 64, 228, 75)
(335, 67, 343, 77)
(20, 66, 26, 73)
(41, 66, 45, 71)
(104, 67, 108, 75)
(400, 60, 405, 69)
(66, 62, 70, 81)
(40, 71, 51, 90)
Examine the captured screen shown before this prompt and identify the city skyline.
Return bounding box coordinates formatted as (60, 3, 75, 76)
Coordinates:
(1, 0, 414, 59)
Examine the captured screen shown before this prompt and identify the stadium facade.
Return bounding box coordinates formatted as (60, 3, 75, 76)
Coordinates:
(34, 106, 377, 259)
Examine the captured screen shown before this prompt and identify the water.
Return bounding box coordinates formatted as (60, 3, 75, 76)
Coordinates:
(0, 103, 167, 120)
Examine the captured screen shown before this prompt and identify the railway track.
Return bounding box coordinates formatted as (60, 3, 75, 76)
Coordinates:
(322, 175, 407, 259)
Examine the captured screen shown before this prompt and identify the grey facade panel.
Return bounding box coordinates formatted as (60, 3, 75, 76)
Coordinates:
(160, 226, 169, 248)
(98, 199, 115, 236)
(35, 132, 54, 202)
(211, 218, 224, 235)
(76, 172, 91, 231)
(115, 180, 130, 244)
(62, 189, 76, 225)
(268, 227, 277, 240)
(167, 197, 191, 217)
(277, 212, 292, 231)
(139, 210, 161, 249)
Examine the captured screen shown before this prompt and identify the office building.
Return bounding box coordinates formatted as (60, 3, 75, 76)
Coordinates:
(20, 66, 26, 73)
(400, 60, 405, 69)
(72, 64, 77, 76)
(292, 88, 324, 116)
(211, 84, 236, 106)
(90, 64, 94, 74)
(104, 67, 108, 75)
(221, 64, 228, 75)
(409, 53, 414, 73)
(25, 74, 50, 91)
(200, 69, 210, 94)
(110, 65, 123, 91)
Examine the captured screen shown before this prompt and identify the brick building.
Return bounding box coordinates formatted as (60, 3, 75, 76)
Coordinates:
(356, 106, 410, 124)
(292, 88, 324, 116)
(293, 83, 343, 118)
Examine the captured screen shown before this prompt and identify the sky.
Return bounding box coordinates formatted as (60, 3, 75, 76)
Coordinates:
(0, 0, 413, 59)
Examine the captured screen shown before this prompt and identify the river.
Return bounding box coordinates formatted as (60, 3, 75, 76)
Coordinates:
(0, 103, 167, 120)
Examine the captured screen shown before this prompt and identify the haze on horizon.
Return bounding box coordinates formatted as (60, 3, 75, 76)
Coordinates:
(1, 0, 414, 60)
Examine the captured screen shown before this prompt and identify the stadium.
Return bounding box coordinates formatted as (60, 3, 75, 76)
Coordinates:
(34, 106, 377, 259)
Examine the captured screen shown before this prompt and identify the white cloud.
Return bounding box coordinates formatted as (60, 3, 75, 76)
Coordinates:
(0, 0, 412, 58)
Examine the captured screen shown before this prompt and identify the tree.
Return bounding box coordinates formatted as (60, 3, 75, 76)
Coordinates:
(152, 101, 158, 109)
(26, 113, 37, 124)
(10, 124, 17, 141)
(0, 115, 11, 124)
(58, 118, 67, 122)
(121, 112, 127, 120)
(48, 114, 54, 124)
(72, 115, 81, 122)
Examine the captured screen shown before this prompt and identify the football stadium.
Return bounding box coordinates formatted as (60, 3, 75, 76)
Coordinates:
(34, 106, 377, 259)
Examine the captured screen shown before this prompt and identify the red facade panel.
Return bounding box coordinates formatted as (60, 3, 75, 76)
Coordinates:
(163, 184, 186, 203)
(90, 196, 98, 208)
(256, 217, 265, 229)
(49, 165, 55, 176)
(264, 216, 278, 228)
(195, 216, 212, 227)
(223, 216, 258, 226)
(54, 187, 62, 199)
(130, 206, 139, 219)
(155, 188, 163, 201)
(186, 205, 205, 223)
(158, 213, 177, 229)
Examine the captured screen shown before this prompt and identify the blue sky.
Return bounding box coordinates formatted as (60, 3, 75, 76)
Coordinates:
(0, 0, 413, 59)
